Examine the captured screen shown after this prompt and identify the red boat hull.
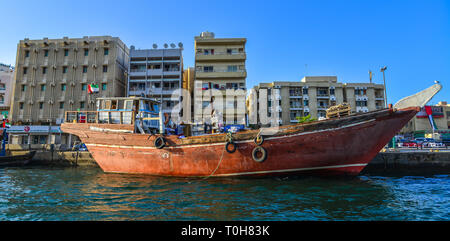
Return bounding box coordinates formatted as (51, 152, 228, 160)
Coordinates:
(64, 108, 418, 177)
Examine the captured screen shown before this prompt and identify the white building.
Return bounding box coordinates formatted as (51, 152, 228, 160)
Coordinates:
(127, 45, 183, 122)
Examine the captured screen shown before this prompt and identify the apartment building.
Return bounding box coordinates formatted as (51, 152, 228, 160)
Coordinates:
(127, 45, 183, 121)
(0, 63, 14, 118)
(247, 76, 385, 127)
(9, 36, 129, 145)
(193, 31, 247, 131)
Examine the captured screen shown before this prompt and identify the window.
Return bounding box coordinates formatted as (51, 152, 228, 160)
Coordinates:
(102, 83, 107, 91)
(80, 101, 85, 109)
(59, 102, 64, 109)
(41, 85, 46, 91)
(81, 84, 87, 91)
(63, 66, 68, 74)
(23, 67, 27, 74)
(103, 65, 108, 73)
(356, 101, 367, 107)
(104, 48, 109, 55)
(61, 84, 66, 91)
(84, 49, 89, 56)
(330, 88, 335, 95)
(19, 103, 24, 110)
(303, 88, 308, 95)
(44, 50, 48, 57)
(203, 66, 213, 72)
(42, 67, 47, 74)
(64, 49, 69, 56)
(303, 100, 309, 106)
(39, 102, 43, 109)
(25, 50, 30, 58)
(227, 66, 237, 72)
(21, 85, 26, 92)
(82, 66, 88, 73)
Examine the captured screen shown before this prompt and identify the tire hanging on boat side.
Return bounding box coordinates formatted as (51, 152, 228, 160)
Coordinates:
(154, 136, 166, 149)
(252, 146, 267, 163)
(254, 135, 264, 146)
(225, 142, 236, 153)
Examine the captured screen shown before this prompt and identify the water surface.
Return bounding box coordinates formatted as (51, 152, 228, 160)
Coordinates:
(0, 167, 449, 221)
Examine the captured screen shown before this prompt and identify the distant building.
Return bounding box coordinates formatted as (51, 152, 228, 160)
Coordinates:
(9, 36, 129, 145)
(246, 76, 385, 127)
(193, 31, 247, 133)
(127, 45, 183, 122)
(0, 63, 14, 118)
(400, 101, 450, 139)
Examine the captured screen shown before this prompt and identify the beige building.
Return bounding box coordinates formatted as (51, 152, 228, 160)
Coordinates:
(0, 63, 14, 118)
(193, 31, 247, 133)
(9, 36, 129, 146)
(247, 76, 385, 126)
(10, 36, 129, 125)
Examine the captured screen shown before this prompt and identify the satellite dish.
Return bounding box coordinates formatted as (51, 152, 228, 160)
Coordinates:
(164, 43, 168, 48)
(170, 43, 176, 48)
(152, 44, 157, 49)
(178, 42, 183, 48)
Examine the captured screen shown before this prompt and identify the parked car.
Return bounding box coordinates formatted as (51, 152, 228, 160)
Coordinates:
(414, 138, 426, 145)
(442, 139, 450, 147)
(403, 140, 420, 148)
(422, 141, 444, 148)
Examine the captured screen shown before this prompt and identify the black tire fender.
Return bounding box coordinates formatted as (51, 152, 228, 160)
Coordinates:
(225, 142, 237, 153)
(252, 146, 267, 163)
(154, 136, 166, 149)
(254, 135, 264, 146)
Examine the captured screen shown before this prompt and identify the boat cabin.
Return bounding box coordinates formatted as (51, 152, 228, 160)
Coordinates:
(65, 97, 163, 134)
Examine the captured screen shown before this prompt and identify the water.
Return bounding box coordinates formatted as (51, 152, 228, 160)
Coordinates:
(0, 166, 449, 221)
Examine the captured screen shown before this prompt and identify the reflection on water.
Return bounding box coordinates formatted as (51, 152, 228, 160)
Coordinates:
(0, 167, 449, 221)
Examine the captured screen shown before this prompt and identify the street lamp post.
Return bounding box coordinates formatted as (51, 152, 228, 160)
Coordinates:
(380, 66, 388, 108)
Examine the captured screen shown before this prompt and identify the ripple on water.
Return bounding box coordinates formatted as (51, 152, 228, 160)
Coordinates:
(0, 167, 449, 220)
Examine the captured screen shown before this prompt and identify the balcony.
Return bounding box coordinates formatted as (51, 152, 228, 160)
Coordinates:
(196, 52, 246, 61)
(316, 94, 330, 99)
(290, 107, 302, 111)
(289, 95, 302, 99)
(196, 70, 247, 79)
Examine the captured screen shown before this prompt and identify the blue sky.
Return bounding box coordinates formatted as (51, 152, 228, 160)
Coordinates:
(0, 0, 449, 104)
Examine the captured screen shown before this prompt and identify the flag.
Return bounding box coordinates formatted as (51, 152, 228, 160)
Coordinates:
(424, 106, 437, 131)
(88, 84, 99, 94)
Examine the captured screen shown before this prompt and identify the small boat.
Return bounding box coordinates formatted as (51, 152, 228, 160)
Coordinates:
(61, 83, 442, 177)
(0, 151, 36, 167)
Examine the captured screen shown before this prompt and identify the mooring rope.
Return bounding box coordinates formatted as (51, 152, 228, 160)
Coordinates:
(203, 144, 226, 179)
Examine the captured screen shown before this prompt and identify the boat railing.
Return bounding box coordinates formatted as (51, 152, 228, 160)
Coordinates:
(65, 110, 136, 125)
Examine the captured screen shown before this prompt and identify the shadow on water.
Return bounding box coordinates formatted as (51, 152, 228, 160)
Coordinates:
(0, 166, 449, 221)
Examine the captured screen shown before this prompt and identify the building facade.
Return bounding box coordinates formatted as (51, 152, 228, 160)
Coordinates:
(193, 31, 247, 130)
(400, 101, 450, 139)
(9, 36, 129, 145)
(247, 76, 385, 127)
(10, 36, 129, 125)
(127, 45, 183, 121)
(0, 63, 14, 118)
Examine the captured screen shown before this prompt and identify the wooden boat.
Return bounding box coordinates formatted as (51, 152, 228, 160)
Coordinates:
(0, 151, 36, 167)
(60, 84, 442, 177)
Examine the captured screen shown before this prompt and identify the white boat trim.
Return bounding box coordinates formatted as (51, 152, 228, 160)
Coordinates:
(212, 163, 369, 177)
